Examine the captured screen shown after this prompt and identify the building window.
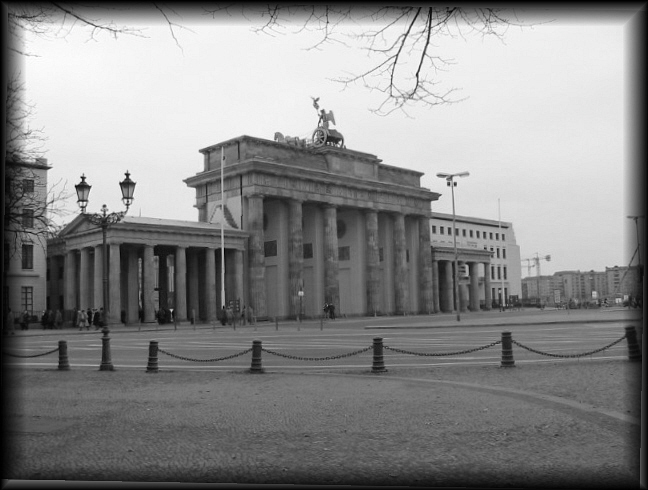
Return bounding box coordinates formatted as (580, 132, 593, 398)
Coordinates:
(432, 225, 437, 234)
(469, 230, 473, 238)
(489, 232, 493, 240)
(21, 244, 34, 270)
(502, 249, 507, 259)
(23, 179, 35, 193)
(504, 267, 508, 280)
(502, 233, 505, 241)
(495, 233, 499, 240)
(264, 240, 277, 257)
(497, 266, 501, 280)
(462, 229, 466, 237)
(496, 248, 500, 258)
(338, 246, 350, 261)
(336, 220, 347, 239)
(439, 226, 444, 235)
(455, 228, 459, 236)
(22, 208, 35, 229)
(379, 247, 384, 262)
(476, 231, 480, 238)
(491, 266, 495, 280)
(21, 286, 33, 315)
(303, 243, 313, 259)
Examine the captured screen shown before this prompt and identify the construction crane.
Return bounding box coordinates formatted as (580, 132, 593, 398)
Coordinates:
(522, 253, 551, 307)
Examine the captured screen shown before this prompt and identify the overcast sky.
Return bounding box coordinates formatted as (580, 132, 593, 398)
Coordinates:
(18, 6, 644, 277)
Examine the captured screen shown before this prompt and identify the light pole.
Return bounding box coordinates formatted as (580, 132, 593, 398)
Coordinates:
(627, 215, 644, 285)
(437, 171, 470, 321)
(298, 289, 304, 323)
(75, 171, 136, 371)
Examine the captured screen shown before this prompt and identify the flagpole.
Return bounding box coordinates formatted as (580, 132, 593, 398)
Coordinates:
(498, 198, 504, 310)
(221, 147, 226, 310)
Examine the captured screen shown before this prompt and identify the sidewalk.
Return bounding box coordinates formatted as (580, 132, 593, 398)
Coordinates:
(6, 306, 642, 337)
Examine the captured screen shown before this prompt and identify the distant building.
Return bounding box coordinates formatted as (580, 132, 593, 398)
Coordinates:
(522, 265, 642, 306)
(4, 158, 51, 319)
(430, 213, 522, 308)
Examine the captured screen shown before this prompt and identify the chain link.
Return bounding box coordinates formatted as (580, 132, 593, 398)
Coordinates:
(383, 340, 502, 357)
(261, 345, 372, 361)
(3, 346, 60, 358)
(157, 347, 253, 363)
(511, 334, 627, 359)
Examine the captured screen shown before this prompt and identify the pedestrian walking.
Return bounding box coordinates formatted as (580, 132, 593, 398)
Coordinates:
(329, 303, 336, 320)
(54, 309, 63, 329)
(5, 308, 15, 335)
(77, 308, 88, 331)
(20, 309, 30, 330)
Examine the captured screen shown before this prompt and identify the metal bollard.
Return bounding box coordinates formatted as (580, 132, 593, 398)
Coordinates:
(58, 340, 70, 371)
(146, 340, 159, 373)
(500, 331, 515, 367)
(371, 337, 387, 373)
(624, 326, 642, 362)
(250, 340, 264, 373)
(99, 327, 115, 371)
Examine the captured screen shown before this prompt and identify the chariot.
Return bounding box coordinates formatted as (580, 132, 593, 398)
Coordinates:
(311, 126, 345, 148)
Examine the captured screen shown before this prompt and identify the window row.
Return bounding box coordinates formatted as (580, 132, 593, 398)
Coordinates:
(432, 225, 505, 242)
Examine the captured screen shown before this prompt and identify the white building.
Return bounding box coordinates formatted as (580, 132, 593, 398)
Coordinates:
(430, 212, 522, 307)
(4, 158, 51, 321)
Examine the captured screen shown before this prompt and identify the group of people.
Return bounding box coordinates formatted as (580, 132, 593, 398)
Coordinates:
(40, 309, 64, 329)
(220, 304, 255, 326)
(323, 303, 336, 319)
(74, 307, 105, 331)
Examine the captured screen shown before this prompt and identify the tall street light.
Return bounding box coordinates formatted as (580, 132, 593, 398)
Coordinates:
(437, 171, 470, 321)
(627, 215, 644, 285)
(75, 171, 136, 371)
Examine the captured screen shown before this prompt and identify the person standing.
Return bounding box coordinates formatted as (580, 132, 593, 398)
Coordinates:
(20, 309, 30, 330)
(5, 308, 15, 335)
(54, 309, 63, 329)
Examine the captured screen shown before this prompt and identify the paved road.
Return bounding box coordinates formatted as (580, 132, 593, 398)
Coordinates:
(4, 308, 641, 372)
(3, 308, 642, 487)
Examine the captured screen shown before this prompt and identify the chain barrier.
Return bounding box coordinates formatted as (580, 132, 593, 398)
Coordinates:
(157, 347, 253, 363)
(383, 340, 502, 357)
(261, 345, 372, 361)
(3, 346, 61, 358)
(511, 334, 627, 359)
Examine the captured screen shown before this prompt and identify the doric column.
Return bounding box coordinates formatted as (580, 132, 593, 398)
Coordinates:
(158, 252, 168, 310)
(127, 248, 139, 323)
(418, 216, 433, 314)
(79, 247, 91, 310)
(175, 246, 187, 321)
(108, 243, 121, 324)
(248, 194, 266, 318)
(323, 205, 339, 308)
(468, 261, 480, 311)
(483, 261, 492, 311)
(365, 210, 380, 315)
(64, 250, 76, 311)
(93, 245, 103, 310)
(393, 213, 408, 314)
(234, 249, 244, 307)
(432, 259, 440, 313)
(142, 245, 156, 322)
(206, 248, 217, 321)
(187, 250, 199, 322)
(441, 260, 454, 313)
(288, 199, 304, 318)
(459, 261, 468, 313)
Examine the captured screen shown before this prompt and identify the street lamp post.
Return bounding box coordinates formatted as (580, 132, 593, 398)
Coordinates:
(75, 171, 136, 371)
(627, 215, 644, 285)
(437, 171, 470, 321)
(298, 289, 304, 323)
